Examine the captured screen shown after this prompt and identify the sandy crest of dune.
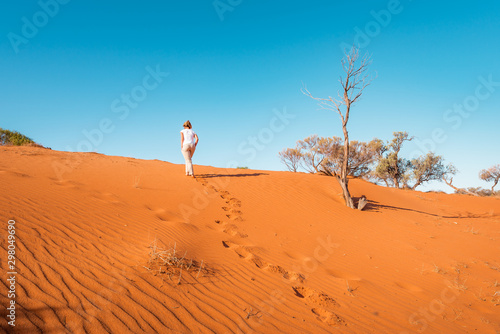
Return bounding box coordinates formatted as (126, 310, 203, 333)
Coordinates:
(1, 146, 499, 333)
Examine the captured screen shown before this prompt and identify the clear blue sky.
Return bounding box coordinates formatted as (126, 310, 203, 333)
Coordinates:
(1, 0, 499, 192)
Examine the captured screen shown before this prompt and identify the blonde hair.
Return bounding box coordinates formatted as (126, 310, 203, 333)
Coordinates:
(183, 120, 192, 129)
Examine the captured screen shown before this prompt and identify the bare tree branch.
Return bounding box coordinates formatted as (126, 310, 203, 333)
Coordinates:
(443, 176, 479, 196)
(301, 45, 374, 209)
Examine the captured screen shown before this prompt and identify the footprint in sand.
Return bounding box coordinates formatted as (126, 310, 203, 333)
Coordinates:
(214, 220, 248, 238)
(205, 185, 246, 237)
(223, 224, 248, 238)
(221, 241, 265, 267)
(311, 308, 346, 327)
(90, 192, 123, 205)
(221, 207, 242, 215)
(325, 269, 362, 281)
(292, 286, 339, 309)
(204, 181, 304, 283)
(145, 206, 178, 222)
(226, 213, 243, 221)
(225, 197, 242, 207)
(267, 264, 305, 283)
(212, 187, 306, 283)
(51, 179, 80, 189)
(197, 178, 219, 193)
(292, 286, 345, 326)
(222, 240, 305, 283)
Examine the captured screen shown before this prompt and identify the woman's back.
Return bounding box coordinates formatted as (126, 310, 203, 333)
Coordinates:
(181, 128, 196, 144)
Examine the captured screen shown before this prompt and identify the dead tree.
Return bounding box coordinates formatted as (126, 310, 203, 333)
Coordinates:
(302, 45, 373, 209)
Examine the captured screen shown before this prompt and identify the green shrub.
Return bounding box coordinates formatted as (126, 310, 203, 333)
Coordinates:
(0, 128, 38, 146)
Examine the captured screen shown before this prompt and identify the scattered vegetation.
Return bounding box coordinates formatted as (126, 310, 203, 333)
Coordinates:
(371, 132, 456, 190)
(244, 307, 262, 320)
(455, 187, 499, 197)
(279, 135, 384, 178)
(433, 263, 445, 275)
(479, 165, 500, 193)
(371, 131, 413, 188)
(278, 148, 302, 173)
(292, 44, 497, 197)
(280, 131, 457, 191)
(0, 128, 42, 147)
(146, 238, 214, 285)
(346, 280, 357, 296)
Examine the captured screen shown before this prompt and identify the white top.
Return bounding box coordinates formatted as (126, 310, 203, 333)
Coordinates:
(181, 128, 196, 145)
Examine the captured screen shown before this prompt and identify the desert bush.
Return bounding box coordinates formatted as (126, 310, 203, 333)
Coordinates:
(479, 164, 500, 193)
(0, 128, 41, 146)
(146, 239, 213, 285)
(326, 138, 384, 177)
(297, 135, 331, 174)
(371, 131, 413, 188)
(410, 152, 455, 190)
(372, 132, 454, 190)
(279, 135, 383, 177)
(455, 187, 500, 197)
(278, 147, 303, 172)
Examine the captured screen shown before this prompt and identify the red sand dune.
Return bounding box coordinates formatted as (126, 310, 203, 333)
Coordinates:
(1, 146, 499, 333)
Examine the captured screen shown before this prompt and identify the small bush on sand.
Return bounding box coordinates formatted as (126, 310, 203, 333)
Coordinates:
(146, 238, 214, 285)
(0, 128, 43, 147)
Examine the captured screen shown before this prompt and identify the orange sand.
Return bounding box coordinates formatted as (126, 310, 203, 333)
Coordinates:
(1, 146, 499, 333)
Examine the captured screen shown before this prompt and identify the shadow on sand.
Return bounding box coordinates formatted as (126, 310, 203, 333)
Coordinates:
(196, 173, 268, 178)
(353, 197, 477, 219)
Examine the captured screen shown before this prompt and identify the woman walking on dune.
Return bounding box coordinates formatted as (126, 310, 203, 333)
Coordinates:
(180, 120, 199, 177)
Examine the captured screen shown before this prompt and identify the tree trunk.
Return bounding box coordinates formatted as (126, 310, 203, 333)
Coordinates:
(302, 45, 371, 209)
(393, 177, 399, 189)
(336, 175, 354, 208)
(340, 116, 355, 209)
(443, 177, 478, 196)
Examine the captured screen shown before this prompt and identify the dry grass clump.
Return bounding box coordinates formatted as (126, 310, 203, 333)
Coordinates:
(145, 238, 214, 285)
